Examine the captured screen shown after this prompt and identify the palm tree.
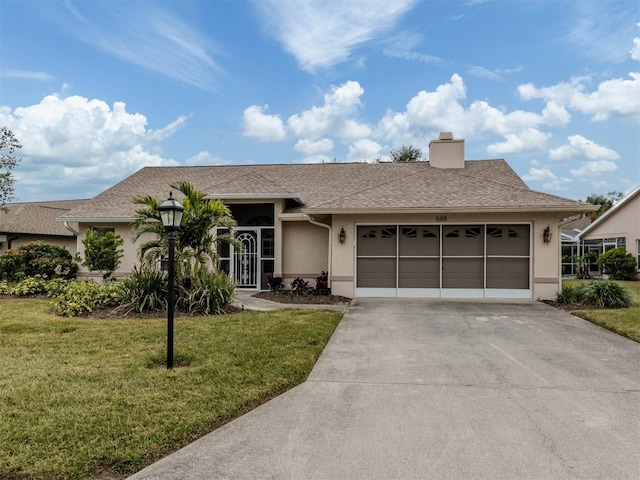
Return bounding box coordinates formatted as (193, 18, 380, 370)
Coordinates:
(132, 181, 237, 275)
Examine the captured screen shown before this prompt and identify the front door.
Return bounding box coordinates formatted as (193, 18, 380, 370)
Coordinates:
(235, 231, 258, 288)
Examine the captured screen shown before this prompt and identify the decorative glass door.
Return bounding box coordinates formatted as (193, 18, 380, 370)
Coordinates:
(235, 231, 258, 288)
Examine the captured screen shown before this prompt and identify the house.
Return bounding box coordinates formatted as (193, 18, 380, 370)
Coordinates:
(57, 133, 596, 300)
(577, 184, 640, 279)
(560, 214, 591, 276)
(0, 199, 85, 254)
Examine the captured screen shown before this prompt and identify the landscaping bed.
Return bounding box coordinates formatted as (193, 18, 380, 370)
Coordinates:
(253, 291, 351, 305)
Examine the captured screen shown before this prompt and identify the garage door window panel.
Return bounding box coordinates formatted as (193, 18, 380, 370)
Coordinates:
(399, 226, 439, 256)
(487, 225, 529, 256)
(443, 225, 484, 256)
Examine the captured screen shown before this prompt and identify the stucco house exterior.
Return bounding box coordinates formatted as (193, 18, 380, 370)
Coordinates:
(577, 184, 640, 279)
(0, 199, 84, 254)
(57, 133, 595, 300)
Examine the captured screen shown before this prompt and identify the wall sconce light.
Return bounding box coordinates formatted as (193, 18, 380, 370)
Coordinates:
(543, 226, 552, 244)
(339, 227, 346, 244)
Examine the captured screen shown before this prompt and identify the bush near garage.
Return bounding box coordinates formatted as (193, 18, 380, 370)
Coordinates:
(555, 280, 634, 309)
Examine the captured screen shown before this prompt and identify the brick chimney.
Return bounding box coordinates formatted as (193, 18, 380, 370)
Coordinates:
(429, 132, 465, 169)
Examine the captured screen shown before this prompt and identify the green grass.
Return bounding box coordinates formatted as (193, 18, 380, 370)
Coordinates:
(0, 298, 342, 480)
(562, 279, 640, 342)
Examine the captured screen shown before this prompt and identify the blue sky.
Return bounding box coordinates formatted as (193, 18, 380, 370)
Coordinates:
(1, 0, 639, 203)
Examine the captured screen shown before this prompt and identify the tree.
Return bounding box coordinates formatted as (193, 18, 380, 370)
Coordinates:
(132, 181, 237, 275)
(585, 191, 624, 220)
(0, 127, 22, 211)
(390, 145, 422, 162)
(81, 229, 124, 281)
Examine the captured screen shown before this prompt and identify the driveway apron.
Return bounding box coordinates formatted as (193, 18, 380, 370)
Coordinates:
(128, 299, 640, 480)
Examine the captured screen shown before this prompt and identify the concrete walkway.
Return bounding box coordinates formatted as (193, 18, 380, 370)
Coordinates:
(128, 298, 640, 480)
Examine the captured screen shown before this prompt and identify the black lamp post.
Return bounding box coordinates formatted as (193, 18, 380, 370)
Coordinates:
(157, 192, 184, 369)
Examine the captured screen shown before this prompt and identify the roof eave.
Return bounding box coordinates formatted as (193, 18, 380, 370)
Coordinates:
(303, 205, 597, 215)
(56, 217, 137, 223)
(205, 193, 305, 204)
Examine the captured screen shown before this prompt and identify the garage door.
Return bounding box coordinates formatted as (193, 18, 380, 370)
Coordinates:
(356, 224, 530, 298)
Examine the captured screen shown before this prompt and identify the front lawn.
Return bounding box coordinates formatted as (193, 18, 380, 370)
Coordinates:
(0, 298, 342, 480)
(562, 279, 640, 342)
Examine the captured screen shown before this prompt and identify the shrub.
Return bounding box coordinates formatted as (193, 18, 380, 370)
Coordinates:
(315, 271, 329, 295)
(0, 241, 77, 281)
(51, 280, 122, 316)
(0, 279, 9, 294)
(555, 286, 578, 304)
(180, 269, 235, 315)
(579, 280, 633, 309)
(291, 277, 310, 295)
(11, 275, 48, 296)
(117, 266, 168, 313)
(81, 229, 124, 281)
(44, 278, 73, 297)
(267, 276, 284, 292)
(597, 247, 637, 281)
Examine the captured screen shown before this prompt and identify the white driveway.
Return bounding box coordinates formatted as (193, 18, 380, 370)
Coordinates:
(129, 299, 640, 480)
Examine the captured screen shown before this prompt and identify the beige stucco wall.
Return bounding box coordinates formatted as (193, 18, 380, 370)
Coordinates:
(329, 212, 567, 300)
(71, 209, 574, 299)
(582, 194, 640, 277)
(0, 235, 77, 255)
(281, 220, 329, 286)
(75, 222, 145, 280)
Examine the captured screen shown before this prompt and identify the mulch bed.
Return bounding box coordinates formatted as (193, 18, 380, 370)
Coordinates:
(253, 291, 351, 305)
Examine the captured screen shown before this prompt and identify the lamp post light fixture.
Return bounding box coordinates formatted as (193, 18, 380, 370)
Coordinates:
(157, 192, 184, 369)
(543, 225, 552, 244)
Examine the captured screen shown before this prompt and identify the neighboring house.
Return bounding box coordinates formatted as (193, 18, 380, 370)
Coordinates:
(577, 184, 640, 280)
(57, 133, 595, 300)
(560, 214, 592, 276)
(0, 199, 85, 254)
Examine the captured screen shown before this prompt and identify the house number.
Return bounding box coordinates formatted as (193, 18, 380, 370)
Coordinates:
(436, 215, 447, 222)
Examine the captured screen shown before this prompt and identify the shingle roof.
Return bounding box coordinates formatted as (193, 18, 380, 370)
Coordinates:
(58, 161, 594, 221)
(0, 200, 85, 236)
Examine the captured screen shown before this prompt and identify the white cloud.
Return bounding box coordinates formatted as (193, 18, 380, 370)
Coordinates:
(184, 151, 231, 166)
(294, 138, 334, 155)
(570, 160, 618, 177)
(59, 2, 222, 89)
(1, 69, 55, 81)
(252, 0, 417, 72)
(522, 167, 571, 191)
(242, 105, 286, 141)
(518, 73, 640, 123)
(561, 2, 640, 62)
(287, 81, 371, 140)
(467, 65, 502, 81)
(548, 135, 620, 162)
(486, 129, 551, 156)
(632, 23, 640, 60)
(633, 36, 640, 61)
(377, 74, 557, 155)
(1, 94, 181, 199)
(347, 139, 383, 162)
